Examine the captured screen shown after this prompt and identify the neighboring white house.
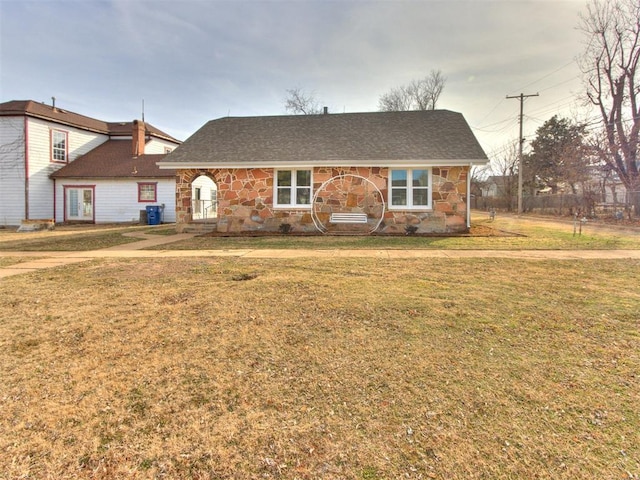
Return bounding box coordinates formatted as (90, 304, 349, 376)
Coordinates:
(0, 100, 180, 226)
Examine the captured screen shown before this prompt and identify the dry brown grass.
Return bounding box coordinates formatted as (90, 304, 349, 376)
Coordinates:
(0, 226, 142, 252)
(0, 256, 45, 268)
(1, 257, 639, 479)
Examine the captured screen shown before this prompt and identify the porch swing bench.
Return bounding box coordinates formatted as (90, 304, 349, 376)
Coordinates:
(329, 212, 368, 224)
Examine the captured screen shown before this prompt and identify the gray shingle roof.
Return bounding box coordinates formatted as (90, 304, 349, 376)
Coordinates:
(159, 110, 488, 167)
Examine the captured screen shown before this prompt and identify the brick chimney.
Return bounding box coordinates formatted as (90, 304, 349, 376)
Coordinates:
(132, 119, 146, 157)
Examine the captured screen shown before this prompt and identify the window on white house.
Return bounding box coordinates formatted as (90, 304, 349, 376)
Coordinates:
(52, 130, 68, 162)
(389, 168, 431, 209)
(138, 183, 157, 202)
(275, 169, 312, 207)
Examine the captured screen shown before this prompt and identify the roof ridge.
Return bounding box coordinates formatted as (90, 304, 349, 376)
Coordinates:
(220, 109, 459, 121)
(0, 99, 180, 143)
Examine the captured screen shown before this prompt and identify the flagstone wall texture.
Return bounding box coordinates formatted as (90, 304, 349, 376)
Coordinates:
(175, 166, 468, 234)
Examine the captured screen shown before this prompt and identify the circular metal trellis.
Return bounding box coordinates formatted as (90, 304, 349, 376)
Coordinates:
(311, 174, 386, 235)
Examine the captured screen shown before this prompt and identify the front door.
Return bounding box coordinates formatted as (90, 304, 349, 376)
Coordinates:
(194, 187, 202, 215)
(66, 187, 94, 221)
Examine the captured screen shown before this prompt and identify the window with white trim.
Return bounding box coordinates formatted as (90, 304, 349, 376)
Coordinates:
(389, 168, 431, 209)
(51, 130, 68, 162)
(275, 169, 312, 207)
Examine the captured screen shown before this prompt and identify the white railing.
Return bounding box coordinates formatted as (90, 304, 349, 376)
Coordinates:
(192, 199, 217, 222)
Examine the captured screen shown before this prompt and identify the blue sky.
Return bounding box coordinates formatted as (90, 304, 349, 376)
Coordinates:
(0, 0, 592, 159)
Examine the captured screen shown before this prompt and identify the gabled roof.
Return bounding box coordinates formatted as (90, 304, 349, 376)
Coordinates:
(158, 110, 488, 169)
(50, 140, 175, 179)
(0, 100, 180, 144)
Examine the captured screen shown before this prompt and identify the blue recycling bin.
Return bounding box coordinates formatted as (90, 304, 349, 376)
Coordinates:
(146, 205, 161, 225)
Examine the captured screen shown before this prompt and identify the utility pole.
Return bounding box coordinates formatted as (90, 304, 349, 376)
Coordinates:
(506, 92, 538, 214)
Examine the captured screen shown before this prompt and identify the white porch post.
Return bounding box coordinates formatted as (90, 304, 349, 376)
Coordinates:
(466, 163, 472, 229)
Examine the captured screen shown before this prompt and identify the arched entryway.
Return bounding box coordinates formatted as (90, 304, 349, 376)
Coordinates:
(191, 175, 218, 221)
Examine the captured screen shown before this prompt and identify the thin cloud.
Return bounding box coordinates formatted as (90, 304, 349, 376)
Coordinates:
(1, 0, 591, 153)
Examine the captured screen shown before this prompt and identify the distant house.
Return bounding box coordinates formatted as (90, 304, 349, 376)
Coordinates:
(158, 110, 489, 234)
(0, 100, 180, 226)
(482, 175, 517, 198)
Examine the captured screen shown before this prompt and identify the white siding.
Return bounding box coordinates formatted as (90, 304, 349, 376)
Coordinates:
(0, 116, 26, 225)
(113, 136, 179, 154)
(192, 175, 218, 220)
(2, 113, 178, 226)
(145, 137, 179, 154)
(26, 118, 108, 220)
(55, 178, 176, 223)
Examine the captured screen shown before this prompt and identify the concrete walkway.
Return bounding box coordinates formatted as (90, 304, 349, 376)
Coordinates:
(0, 232, 196, 279)
(2, 231, 640, 279)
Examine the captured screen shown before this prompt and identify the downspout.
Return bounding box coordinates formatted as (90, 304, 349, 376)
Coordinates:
(466, 163, 472, 229)
(52, 178, 56, 222)
(24, 116, 29, 220)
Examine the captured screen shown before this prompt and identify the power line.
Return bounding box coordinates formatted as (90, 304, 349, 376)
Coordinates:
(472, 117, 519, 133)
(509, 59, 576, 95)
(538, 76, 581, 94)
(474, 62, 579, 131)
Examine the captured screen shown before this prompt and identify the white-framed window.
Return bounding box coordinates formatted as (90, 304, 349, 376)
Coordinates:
(274, 169, 312, 208)
(389, 168, 432, 209)
(51, 130, 68, 162)
(138, 182, 157, 202)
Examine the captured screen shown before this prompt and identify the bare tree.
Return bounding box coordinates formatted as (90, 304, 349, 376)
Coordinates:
(490, 141, 520, 210)
(378, 85, 413, 111)
(578, 0, 640, 214)
(0, 123, 26, 181)
(284, 88, 323, 115)
(378, 70, 446, 112)
(588, 129, 624, 203)
(420, 70, 446, 110)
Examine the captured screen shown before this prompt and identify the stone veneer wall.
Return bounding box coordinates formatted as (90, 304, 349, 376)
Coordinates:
(383, 166, 469, 234)
(175, 166, 469, 234)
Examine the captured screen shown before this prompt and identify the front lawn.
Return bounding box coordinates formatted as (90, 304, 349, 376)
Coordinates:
(1, 257, 638, 478)
(152, 217, 640, 250)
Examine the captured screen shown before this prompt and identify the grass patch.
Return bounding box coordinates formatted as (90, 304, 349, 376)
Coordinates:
(0, 256, 46, 267)
(1, 215, 637, 252)
(0, 229, 142, 252)
(1, 257, 638, 478)
(142, 227, 178, 236)
(151, 216, 640, 251)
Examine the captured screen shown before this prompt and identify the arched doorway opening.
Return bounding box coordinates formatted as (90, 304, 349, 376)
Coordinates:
(192, 175, 217, 222)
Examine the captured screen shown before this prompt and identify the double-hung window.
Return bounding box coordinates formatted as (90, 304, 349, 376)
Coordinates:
(138, 182, 157, 202)
(389, 168, 431, 209)
(275, 169, 312, 208)
(51, 130, 68, 162)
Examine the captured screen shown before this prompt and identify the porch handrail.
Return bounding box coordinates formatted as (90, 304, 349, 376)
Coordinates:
(192, 199, 218, 222)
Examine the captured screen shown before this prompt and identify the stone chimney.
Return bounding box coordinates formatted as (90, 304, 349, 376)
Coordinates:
(132, 119, 146, 157)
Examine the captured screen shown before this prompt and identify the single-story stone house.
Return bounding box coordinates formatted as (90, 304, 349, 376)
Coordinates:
(157, 109, 489, 234)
